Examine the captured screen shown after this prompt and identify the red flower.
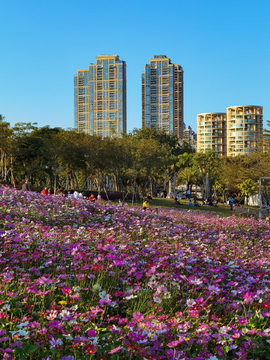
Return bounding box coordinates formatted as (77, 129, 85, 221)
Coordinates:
(84, 344, 97, 354)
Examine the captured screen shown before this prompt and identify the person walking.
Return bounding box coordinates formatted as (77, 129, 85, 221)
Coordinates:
(142, 199, 149, 211)
(229, 196, 234, 211)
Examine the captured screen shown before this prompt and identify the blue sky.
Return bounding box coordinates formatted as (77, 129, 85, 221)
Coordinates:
(1, 0, 270, 133)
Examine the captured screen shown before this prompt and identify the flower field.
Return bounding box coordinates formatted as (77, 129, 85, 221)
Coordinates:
(0, 187, 270, 360)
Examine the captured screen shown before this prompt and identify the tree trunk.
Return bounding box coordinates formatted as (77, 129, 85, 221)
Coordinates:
(203, 173, 211, 199)
(54, 172, 57, 194)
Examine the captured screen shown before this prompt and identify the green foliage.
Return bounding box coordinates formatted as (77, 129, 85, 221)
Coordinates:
(238, 179, 257, 197)
(0, 117, 269, 199)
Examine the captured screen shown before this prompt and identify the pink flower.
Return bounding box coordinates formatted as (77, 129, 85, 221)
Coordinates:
(190, 310, 199, 317)
(132, 312, 144, 322)
(167, 339, 183, 347)
(108, 346, 123, 354)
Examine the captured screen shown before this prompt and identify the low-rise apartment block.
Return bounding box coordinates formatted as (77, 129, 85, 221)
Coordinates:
(197, 106, 263, 156)
(197, 113, 227, 156)
(227, 105, 263, 156)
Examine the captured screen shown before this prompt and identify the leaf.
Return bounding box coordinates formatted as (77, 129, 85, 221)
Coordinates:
(96, 344, 111, 354)
(15, 348, 25, 355)
(20, 356, 27, 360)
(224, 345, 230, 353)
(24, 344, 39, 354)
(37, 350, 51, 360)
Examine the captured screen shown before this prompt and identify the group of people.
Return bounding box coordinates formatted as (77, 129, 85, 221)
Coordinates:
(89, 193, 103, 202)
(188, 199, 200, 207)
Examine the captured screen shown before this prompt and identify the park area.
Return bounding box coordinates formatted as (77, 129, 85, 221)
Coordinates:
(0, 187, 270, 360)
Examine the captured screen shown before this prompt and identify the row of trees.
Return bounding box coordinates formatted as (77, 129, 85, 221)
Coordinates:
(0, 114, 269, 201)
(0, 116, 193, 195)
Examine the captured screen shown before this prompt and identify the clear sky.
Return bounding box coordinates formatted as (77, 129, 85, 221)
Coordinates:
(1, 0, 270, 133)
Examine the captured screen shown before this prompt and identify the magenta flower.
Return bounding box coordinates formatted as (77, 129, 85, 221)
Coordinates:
(61, 287, 71, 295)
(87, 329, 96, 337)
(238, 318, 248, 325)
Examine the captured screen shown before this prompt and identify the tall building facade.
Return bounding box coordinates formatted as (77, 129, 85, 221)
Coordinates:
(197, 113, 227, 156)
(227, 105, 263, 156)
(142, 55, 184, 137)
(74, 55, 126, 137)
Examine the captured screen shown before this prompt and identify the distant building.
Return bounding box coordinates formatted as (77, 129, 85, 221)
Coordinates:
(226, 105, 263, 156)
(182, 124, 197, 150)
(142, 55, 184, 137)
(74, 55, 126, 137)
(197, 113, 227, 156)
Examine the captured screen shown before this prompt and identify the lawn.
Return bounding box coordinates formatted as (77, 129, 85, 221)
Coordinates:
(0, 187, 269, 359)
(128, 197, 258, 218)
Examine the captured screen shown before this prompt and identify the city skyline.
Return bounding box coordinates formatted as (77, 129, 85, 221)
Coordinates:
(1, 0, 270, 133)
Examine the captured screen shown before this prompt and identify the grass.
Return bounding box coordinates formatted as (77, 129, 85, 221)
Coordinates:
(116, 197, 259, 217)
(148, 197, 233, 215)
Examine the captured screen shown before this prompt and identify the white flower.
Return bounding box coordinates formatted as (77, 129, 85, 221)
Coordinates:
(186, 299, 196, 307)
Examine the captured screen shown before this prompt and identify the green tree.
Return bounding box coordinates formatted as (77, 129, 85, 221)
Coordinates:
(0, 116, 14, 183)
(177, 167, 198, 191)
(193, 150, 220, 200)
(238, 179, 257, 205)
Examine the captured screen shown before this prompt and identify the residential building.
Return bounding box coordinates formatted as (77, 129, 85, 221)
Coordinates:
(197, 113, 227, 156)
(142, 55, 184, 137)
(74, 55, 126, 137)
(196, 106, 263, 156)
(227, 105, 263, 156)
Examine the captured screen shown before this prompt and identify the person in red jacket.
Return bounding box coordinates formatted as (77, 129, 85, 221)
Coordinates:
(89, 193, 96, 202)
(42, 187, 48, 196)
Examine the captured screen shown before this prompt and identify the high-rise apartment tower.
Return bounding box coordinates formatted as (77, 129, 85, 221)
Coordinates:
(74, 55, 126, 137)
(142, 55, 184, 137)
